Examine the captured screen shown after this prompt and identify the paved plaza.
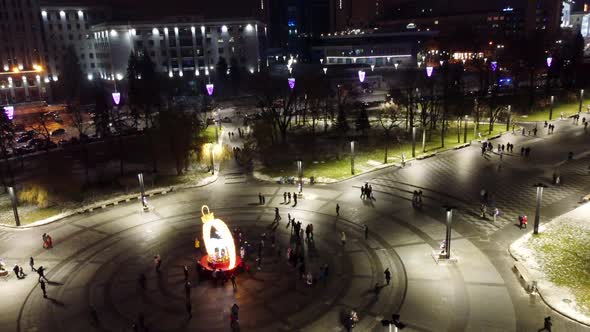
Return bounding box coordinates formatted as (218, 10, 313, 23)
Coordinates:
(0, 117, 589, 331)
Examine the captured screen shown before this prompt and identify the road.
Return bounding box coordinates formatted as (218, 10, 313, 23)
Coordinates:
(0, 113, 589, 331)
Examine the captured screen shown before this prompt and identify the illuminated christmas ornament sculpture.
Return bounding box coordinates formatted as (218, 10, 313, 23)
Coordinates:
(200, 205, 237, 270)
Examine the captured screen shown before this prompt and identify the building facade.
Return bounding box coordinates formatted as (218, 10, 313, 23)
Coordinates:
(0, 0, 47, 103)
(89, 18, 266, 81)
(39, 4, 112, 82)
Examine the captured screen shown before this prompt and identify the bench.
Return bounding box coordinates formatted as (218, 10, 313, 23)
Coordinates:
(514, 261, 535, 292)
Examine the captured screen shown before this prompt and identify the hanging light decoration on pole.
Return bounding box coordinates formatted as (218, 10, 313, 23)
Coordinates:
(426, 66, 434, 78)
(323, 67, 327, 75)
(491, 61, 498, 72)
(288, 77, 296, 90)
(546, 56, 553, 68)
(206, 83, 214, 96)
(358, 70, 366, 83)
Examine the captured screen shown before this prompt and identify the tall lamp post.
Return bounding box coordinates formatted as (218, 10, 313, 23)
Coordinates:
(506, 105, 511, 132)
(209, 143, 215, 175)
(411, 126, 416, 158)
(463, 115, 468, 143)
(350, 141, 355, 175)
(579, 89, 584, 115)
(296, 160, 303, 192)
(137, 173, 146, 209)
(549, 95, 554, 120)
(533, 183, 548, 235)
(443, 206, 455, 259)
(7, 186, 20, 226)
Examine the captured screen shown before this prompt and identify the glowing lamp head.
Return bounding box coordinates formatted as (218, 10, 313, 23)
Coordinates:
(491, 61, 498, 71)
(288, 77, 296, 90)
(358, 70, 366, 83)
(546, 56, 553, 67)
(426, 66, 434, 77)
(323, 67, 327, 74)
(206, 83, 214, 96)
(201, 206, 237, 270)
(3, 106, 14, 120)
(112, 92, 121, 105)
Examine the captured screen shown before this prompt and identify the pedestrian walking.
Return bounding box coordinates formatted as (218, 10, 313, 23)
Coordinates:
(340, 231, 346, 246)
(258, 192, 263, 205)
(537, 316, 552, 332)
(183, 265, 189, 281)
(360, 186, 365, 199)
(520, 147, 524, 156)
(288, 192, 291, 203)
(186, 300, 192, 319)
(384, 268, 391, 285)
(293, 192, 297, 205)
(29, 257, 35, 272)
(37, 266, 48, 282)
(283, 192, 287, 203)
(336, 203, 340, 216)
(364, 225, 369, 240)
(231, 274, 237, 290)
(493, 207, 499, 223)
(262, 195, 266, 204)
(275, 208, 281, 221)
(154, 255, 162, 273)
(13, 264, 22, 279)
(39, 279, 47, 298)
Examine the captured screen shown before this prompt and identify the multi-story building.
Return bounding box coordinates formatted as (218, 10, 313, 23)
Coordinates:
(39, 4, 112, 82)
(89, 17, 266, 81)
(312, 29, 436, 68)
(0, 0, 47, 103)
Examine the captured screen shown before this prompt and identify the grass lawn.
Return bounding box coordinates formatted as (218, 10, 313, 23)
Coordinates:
(515, 98, 590, 122)
(200, 125, 221, 143)
(528, 223, 590, 314)
(20, 206, 63, 225)
(261, 122, 505, 181)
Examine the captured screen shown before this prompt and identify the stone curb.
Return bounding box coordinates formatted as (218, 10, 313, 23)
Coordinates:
(0, 174, 218, 229)
(508, 235, 590, 328)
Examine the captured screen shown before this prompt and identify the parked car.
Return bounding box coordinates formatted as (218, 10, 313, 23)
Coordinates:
(16, 135, 32, 143)
(51, 128, 66, 136)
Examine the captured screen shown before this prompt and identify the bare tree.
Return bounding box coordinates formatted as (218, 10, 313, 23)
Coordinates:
(377, 103, 401, 163)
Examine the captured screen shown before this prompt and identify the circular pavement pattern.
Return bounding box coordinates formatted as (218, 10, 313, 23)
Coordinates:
(18, 207, 407, 332)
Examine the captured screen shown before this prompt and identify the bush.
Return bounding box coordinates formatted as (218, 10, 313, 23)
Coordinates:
(18, 186, 50, 208)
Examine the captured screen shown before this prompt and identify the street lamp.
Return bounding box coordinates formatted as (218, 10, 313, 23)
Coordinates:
(549, 95, 554, 120)
(425, 66, 433, 78)
(579, 89, 584, 114)
(463, 115, 468, 143)
(350, 141, 355, 175)
(546, 56, 553, 68)
(323, 67, 327, 75)
(411, 126, 416, 158)
(206, 83, 214, 96)
(296, 160, 303, 192)
(371, 64, 375, 71)
(491, 61, 498, 72)
(288, 77, 296, 90)
(506, 105, 511, 132)
(443, 206, 455, 259)
(7, 186, 20, 226)
(533, 183, 547, 235)
(358, 70, 366, 83)
(112, 92, 121, 105)
(209, 143, 215, 175)
(381, 314, 406, 332)
(137, 173, 147, 209)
